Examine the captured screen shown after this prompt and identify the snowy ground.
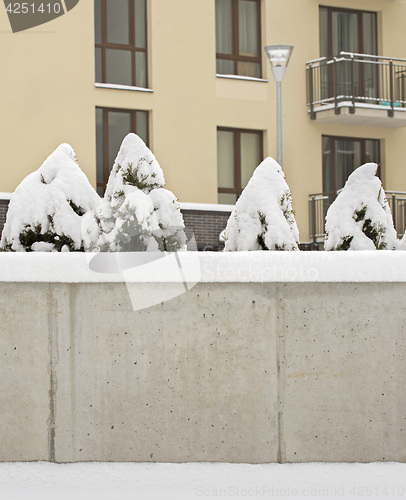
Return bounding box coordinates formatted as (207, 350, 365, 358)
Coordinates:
(0, 462, 405, 500)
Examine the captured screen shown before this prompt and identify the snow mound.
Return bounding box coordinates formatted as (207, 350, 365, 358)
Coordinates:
(223, 157, 299, 251)
(325, 163, 397, 251)
(83, 134, 186, 252)
(399, 234, 406, 250)
(0, 144, 101, 252)
(105, 133, 164, 199)
(1, 461, 406, 500)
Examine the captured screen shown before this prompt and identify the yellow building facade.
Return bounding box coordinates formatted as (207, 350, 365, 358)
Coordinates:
(1, 0, 406, 244)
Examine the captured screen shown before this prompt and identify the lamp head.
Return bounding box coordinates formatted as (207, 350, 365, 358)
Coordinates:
(264, 44, 294, 82)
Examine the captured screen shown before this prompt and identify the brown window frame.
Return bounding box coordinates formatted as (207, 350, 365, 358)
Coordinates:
(322, 134, 381, 194)
(216, 0, 262, 78)
(95, 0, 148, 87)
(96, 107, 149, 195)
(217, 126, 263, 201)
(319, 6, 379, 105)
(319, 5, 377, 58)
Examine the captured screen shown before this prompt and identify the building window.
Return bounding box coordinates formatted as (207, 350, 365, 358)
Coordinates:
(322, 135, 380, 194)
(319, 6, 377, 101)
(217, 127, 263, 204)
(216, 0, 261, 78)
(96, 108, 149, 195)
(94, 0, 147, 88)
(319, 6, 377, 58)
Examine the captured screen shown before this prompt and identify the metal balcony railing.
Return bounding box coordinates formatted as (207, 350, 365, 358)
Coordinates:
(309, 190, 406, 247)
(306, 52, 406, 119)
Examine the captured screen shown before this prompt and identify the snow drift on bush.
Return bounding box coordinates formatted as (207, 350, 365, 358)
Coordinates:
(82, 133, 186, 252)
(0, 144, 100, 252)
(324, 163, 397, 251)
(223, 157, 299, 251)
(399, 234, 406, 250)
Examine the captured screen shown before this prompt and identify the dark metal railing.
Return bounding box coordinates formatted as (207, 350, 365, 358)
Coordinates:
(386, 191, 406, 239)
(308, 192, 336, 245)
(307, 52, 406, 119)
(309, 190, 406, 246)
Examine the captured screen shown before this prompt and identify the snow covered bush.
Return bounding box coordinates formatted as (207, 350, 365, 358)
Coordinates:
(0, 144, 100, 252)
(324, 163, 397, 251)
(83, 133, 186, 252)
(223, 157, 299, 251)
(399, 233, 406, 250)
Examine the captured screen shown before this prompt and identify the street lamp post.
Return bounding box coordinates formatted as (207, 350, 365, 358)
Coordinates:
(263, 44, 294, 168)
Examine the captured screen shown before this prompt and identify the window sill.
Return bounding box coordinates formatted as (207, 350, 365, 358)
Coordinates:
(95, 83, 154, 93)
(216, 74, 268, 83)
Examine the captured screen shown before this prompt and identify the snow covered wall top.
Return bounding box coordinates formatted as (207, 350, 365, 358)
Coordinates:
(0, 252, 406, 282)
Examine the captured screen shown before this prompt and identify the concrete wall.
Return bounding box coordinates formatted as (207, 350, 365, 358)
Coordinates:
(0, 280, 405, 463)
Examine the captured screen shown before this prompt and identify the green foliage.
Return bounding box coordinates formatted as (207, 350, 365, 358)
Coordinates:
(275, 243, 287, 251)
(334, 235, 354, 251)
(257, 211, 269, 250)
(0, 244, 13, 252)
(121, 159, 160, 192)
(353, 205, 367, 223)
(352, 204, 385, 249)
(18, 220, 80, 252)
(154, 230, 185, 252)
(256, 233, 268, 250)
(114, 190, 125, 199)
(362, 219, 385, 249)
(68, 199, 85, 216)
(280, 191, 295, 221)
(258, 211, 267, 227)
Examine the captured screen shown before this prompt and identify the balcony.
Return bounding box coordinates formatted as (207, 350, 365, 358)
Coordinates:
(309, 191, 406, 248)
(306, 52, 406, 127)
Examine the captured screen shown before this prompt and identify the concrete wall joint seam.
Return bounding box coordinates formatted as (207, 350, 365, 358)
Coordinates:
(47, 284, 58, 463)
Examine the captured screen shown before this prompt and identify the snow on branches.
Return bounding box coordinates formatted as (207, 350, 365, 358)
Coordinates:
(0, 144, 100, 252)
(324, 163, 397, 251)
(223, 157, 299, 251)
(82, 134, 186, 252)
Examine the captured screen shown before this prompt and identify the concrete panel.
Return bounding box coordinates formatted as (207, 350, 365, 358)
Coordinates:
(54, 283, 278, 463)
(0, 283, 51, 461)
(280, 283, 406, 463)
(1, 278, 405, 463)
